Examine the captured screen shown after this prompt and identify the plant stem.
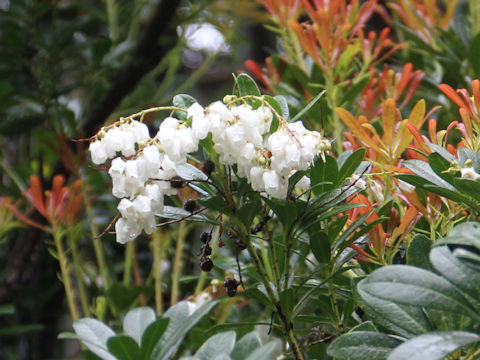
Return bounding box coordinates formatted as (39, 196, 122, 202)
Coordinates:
(170, 222, 188, 305)
(123, 241, 134, 286)
(152, 229, 166, 315)
(85, 194, 110, 290)
(245, 239, 304, 360)
(105, 0, 119, 43)
(53, 229, 80, 321)
(327, 265, 341, 330)
(131, 242, 147, 306)
(67, 230, 90, 317)
(283, 229, 292, 290)
(264, 230, 282, 293)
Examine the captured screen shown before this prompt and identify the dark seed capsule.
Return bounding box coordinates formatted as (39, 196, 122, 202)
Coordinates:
(170, 176, 184, 189)
(202, 160, 215, 176)
(199, 257, 213, 272)
(184, 199, 196, 213)
(235, 239, 246, 251)
(200, 231, 211, 243)
(224, 278, 238, 297)
(203, 243, 212, 256)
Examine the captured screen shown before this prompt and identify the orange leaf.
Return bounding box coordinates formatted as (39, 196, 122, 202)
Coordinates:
(381, 98, 396, 146)
(439, 84, 468, 109)
(335, 107, 380, 151)
(25, 176, 47, 218)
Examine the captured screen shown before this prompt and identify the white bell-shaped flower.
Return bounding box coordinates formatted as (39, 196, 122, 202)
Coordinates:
(89, 140, 108, 165)
(115, 217, 141, 244)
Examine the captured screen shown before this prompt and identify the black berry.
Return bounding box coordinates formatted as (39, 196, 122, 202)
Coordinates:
(200, 231, 211, 243)
(202, 160, 215, 176)
(224, 278, 238, 297)
(184, 199, 196, 213)
(200, 257, 213, 272)
(170, 176, 184, 188)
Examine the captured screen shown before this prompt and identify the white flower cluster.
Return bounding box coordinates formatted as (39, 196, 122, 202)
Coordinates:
(89, 118, 196, 244)
(89, 99, 330, 243)
(188, 101, 330, 199)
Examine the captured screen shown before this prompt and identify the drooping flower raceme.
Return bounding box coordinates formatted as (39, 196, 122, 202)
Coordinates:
(89, 98, 330, 243)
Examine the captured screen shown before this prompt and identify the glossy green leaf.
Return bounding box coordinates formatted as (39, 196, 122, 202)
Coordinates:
(426, 144, 456, 162)
(107, 335, 142, 360)
(274, 95, 289, 120)
(141, 318, 169, 360)
(388, 331, 480, 360)
(403, 160, 456, 190)
(337, 148, 366, 186)
(428, 152, 455, 184)
(327, 331, 401, 360)
(242, 288, 275, 311)
(310, 155, 338, 194)
(407, 234, 432, 270)
(122, 307, 156, 345)
(309, 231, 331, 265)
(194, 331, 236, 360)
(156, 205, 218, 225)
(234, 73, 261, 97)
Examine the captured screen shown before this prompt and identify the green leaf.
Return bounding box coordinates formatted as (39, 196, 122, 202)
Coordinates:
(122, 307, 156, 345)
(407, 234, 432, 270)
(388, 331, 480, 360)
(242, 288, 275, 311)
(309, 231, 331, 265)
(0, 324, 44, 336)
(234, 73, 261, 97)
(279, 287, 295, 318)
(152, 300, 219, 360)
(290, 90, 326, 123)
(274, 95, 289, 120)
(107, 335, 142, 360)
(453, 178, 480, 203)
(310, 155, 338, 194)
(429, 246, 480, 311)
(428, 152, 455, 184)
(469, 33, 480, 79)
(327, 331, 402, 360)
(337, 148, 366, 186)
(359, 265, 479, 321)
(141, 318, 169, 360)
(403, 160, 456, 190)
(264, 197, 298, 231)
(173, 94, 197, 120)
(194, 331, 236, 360)
(231, 332, 261, 360)
(245, 342, 277, 360)
(198, 194, 234, 216)
(73, 318, 116, 360)
(238, 196, 261, 227)
(426, 144, 456, 162)
(350, 321, 377, 332)
(434, 222, 480, 250)
(156, 206, 218, 225)
(358, 281, 434, 338)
